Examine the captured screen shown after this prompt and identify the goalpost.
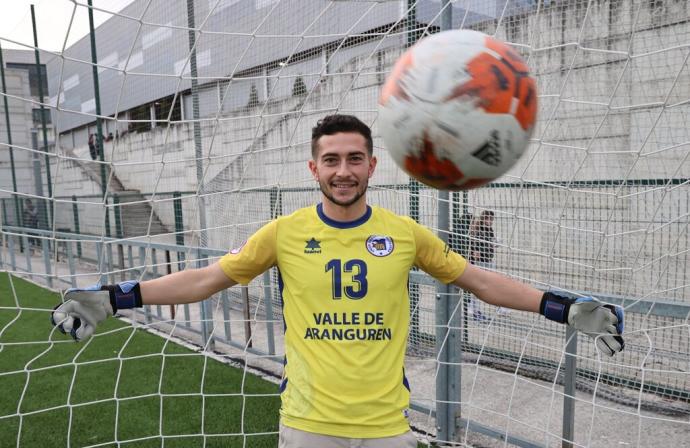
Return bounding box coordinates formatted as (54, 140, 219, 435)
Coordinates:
(1, 0, 689, 446)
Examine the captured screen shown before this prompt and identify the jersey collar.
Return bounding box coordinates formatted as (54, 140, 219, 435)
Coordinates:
(316, 203, 372, 229)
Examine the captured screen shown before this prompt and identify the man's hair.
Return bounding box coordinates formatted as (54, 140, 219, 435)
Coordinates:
(311, 114, 373, 159)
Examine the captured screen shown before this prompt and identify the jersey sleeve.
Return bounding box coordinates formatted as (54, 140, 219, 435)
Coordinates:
(409, 218, 467, 284)
(219, 220, 278, 285)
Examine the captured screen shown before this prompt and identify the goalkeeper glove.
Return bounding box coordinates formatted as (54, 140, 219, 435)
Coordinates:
(540, 292, 624, 356)
(50, 281, 142, 341)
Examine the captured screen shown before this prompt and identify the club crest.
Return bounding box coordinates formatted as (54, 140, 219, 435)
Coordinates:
(366, 235, 394, 257)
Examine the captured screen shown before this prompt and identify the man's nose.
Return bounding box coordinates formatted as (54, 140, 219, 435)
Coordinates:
(335, 160, 350, 176)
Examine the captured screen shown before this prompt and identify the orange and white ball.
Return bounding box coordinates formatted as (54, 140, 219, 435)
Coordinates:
(379, 30, 538, 190)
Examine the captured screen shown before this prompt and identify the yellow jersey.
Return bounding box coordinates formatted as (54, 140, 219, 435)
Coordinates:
(219, 204, 466, 437)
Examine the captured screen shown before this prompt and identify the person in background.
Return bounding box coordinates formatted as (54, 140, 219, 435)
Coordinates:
(88, 133, 98, 160)
(22, 198, 39, 248)
(468, 210, 498, 320)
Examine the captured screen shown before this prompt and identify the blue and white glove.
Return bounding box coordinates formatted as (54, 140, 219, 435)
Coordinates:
(50, 281, 142, 341)
(541, 292, 624, 356)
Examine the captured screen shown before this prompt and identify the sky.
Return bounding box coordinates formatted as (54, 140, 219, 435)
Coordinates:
(1, 0, 135, 52)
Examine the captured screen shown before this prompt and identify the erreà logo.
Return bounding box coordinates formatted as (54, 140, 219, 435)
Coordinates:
(304, 237, 321, 254)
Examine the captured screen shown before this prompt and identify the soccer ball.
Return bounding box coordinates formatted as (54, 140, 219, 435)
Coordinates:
(378, 30, 538, 190)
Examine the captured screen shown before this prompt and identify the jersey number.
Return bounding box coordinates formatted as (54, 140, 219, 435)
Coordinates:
(325, 259, 368, 300)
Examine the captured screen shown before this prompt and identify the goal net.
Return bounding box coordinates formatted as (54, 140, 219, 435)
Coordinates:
(1, 0, 689, 446)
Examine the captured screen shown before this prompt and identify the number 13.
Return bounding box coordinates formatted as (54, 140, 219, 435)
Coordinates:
(325, 259, 368, 300)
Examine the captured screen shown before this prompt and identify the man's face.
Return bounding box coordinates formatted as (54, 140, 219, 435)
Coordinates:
(308, 132, 377, 208)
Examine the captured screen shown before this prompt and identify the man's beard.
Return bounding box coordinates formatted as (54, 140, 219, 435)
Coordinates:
(319, 179, 368, 207)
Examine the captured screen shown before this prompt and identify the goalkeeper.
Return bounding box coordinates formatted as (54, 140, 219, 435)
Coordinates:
(51, 114, 624, 448)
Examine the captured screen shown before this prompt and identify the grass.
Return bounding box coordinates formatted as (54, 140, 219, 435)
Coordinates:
(0, 272, 280, 447)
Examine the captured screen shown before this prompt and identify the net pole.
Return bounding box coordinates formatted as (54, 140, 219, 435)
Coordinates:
(407, 0, 422, 383)
(87, 0, 112, 280)
(30, 5, 52, 229)
(185, 0, 213, 350)
(562, 325, 578, 447)
(435, 1, 460, 442)
(0, 44, 22, 237)
(185, 0, 209, 241)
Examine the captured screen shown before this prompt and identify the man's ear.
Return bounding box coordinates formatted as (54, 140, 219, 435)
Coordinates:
(368, 156, 377, 178)
(308, 159, 318, 181)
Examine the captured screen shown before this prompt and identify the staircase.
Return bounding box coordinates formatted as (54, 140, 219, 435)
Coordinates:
(66, 150, 171, 238)
(205, 93, 312, 191)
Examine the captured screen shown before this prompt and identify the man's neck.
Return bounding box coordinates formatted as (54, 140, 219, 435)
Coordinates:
(320, 198, 368, 222)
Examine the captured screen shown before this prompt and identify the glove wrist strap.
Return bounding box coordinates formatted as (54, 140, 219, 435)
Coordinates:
(540, 292, 575, 324)
(103, 281, 143, 313)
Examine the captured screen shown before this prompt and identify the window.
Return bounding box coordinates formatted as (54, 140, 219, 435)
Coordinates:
(32, 108, 52, 125)
(153, 95, 182, 123)
(6, 63, 48, 97)
(128, 103, 152, 133)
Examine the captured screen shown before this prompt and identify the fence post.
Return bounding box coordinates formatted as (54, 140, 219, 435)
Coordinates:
(436, 199, 461, 441)
(242, 286, 253, 349)
(42, 236, 52, 288)
(173, 192, 185, 269)
(16, 197, 25, 254)
(9, 233, 17, 271)
(113, 194, 125, 281)
(139, 246, 152, 324)
(264, 187, 282, 356)
(104, 197, 114, 284)
(199, 250, 215, 351)
(23, 234, 32, 280)
(96, 242, 107, 285)
(435, 1, 459, 442)
(0, 231, 4, 269)
(262, 271, 276, 355)
(0, 198, 11, 265)
(66, 240, 77, 288)
(165, 250, 176, 320)
(451, 191, 472, 345)
(72, 195, 82, 258)
(562, 326, 578, 448)
(172, 192, 191, 326)
(218, 289, 230, 340)
(151, 248, 160, 320)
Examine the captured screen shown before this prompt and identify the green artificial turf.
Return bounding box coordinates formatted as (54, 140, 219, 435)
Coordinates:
(0, 272, 279, 447)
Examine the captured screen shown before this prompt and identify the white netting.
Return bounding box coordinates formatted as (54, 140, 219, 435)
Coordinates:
(1, 0, 689, 446)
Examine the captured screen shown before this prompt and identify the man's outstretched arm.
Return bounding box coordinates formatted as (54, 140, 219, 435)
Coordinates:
(453, 263, 542, 312)
(51, 262, 237, 341)
(453, 263, 625, 356)
(140, 262, 237, 305)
